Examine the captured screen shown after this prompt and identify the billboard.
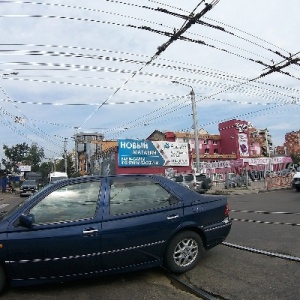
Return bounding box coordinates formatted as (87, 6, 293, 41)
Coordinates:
(238, 133, 249, 157)
(18, 165, 31, 172)
(118, 140, 189, 167)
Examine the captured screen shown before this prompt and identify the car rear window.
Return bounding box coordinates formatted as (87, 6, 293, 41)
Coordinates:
(183, 174, 194, 181)
(173, 175, 183, 182)
(195, 174, 206, 181)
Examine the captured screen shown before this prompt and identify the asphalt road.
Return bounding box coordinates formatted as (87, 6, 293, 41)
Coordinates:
(182, 189, 300, 299)
(0, 189, 299, 299)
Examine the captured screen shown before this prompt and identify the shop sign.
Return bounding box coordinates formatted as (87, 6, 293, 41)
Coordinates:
(118, 140, 189, 167)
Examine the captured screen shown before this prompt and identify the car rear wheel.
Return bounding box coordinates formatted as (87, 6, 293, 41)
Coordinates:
(164, 231, 204, 273)
(0, 265, 7, 294)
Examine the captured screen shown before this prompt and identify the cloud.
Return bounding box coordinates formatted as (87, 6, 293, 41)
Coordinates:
(0, 0, 299, 160)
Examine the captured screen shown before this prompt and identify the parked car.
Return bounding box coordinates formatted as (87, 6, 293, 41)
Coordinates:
(19, 180, 38, 197)
(291, 172, 300, 191)
(193, 173, 213, 194)
(224, 174, 251, 189)
(169, 173, 191, 188)
(170, 173, 213, 194)
(0, 174, 232, 293)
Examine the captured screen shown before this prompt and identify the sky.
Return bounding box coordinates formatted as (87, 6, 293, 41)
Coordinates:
(0, 0, 300, 161)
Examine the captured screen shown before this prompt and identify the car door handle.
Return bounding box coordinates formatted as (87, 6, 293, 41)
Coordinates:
(167, 214, 179, 220)
(83, 228, 98, 235)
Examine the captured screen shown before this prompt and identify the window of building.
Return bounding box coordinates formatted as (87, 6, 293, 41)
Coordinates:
(213, 140, 217, 145)
(203, 139, 208, 144)
(205, 148, 209, 154)
(214, 149, 218, 154)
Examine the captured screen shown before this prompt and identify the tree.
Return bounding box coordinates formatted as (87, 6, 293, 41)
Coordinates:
(25, 144, 45, 172)
(54, 154, 75, 177)
(2, 143, 45, 173)
(2, 143, 29, 173)
(291, 152, 300, 165)
(39, 161, 52, 184)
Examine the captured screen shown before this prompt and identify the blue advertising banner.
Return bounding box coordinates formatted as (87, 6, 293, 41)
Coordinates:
(118, 139, 189, 167)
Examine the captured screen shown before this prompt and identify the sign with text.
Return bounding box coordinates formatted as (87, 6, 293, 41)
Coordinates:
(18, 165, 31, 172)
(245, 157, 293, 165)
(118, 140, 189, 167)
(199, 159, 243, 170)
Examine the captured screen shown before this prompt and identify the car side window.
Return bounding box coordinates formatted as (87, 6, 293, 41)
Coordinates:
(109, 178, 179, 215)
(28, 181, 100, 224)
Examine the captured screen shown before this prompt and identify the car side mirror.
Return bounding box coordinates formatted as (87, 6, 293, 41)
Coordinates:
(19, 214, 35, 228)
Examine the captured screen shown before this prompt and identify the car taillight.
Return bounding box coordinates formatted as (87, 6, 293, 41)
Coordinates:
(224, 203, 229, 217)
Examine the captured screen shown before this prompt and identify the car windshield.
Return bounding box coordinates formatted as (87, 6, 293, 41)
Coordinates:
(22, 180, 36, 185)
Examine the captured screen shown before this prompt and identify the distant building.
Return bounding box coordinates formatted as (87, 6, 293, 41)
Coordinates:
(74, 119, 292, 176)
(147, 119, 273, 162)
(74, 132, 104, 175)
(284, 130, 300, 156)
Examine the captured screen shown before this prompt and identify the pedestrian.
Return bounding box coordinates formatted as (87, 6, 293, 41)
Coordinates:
(1, 176, 7, 193)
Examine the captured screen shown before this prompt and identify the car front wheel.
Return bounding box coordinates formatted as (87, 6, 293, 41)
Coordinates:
(164, 231, 204, 273)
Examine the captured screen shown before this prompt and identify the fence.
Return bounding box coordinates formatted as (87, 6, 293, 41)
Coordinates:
(209, 171, 294, 191)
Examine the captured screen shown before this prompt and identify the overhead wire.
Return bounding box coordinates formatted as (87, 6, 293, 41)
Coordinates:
(76, 0, 218, 129)
(1, 1, 298, 144)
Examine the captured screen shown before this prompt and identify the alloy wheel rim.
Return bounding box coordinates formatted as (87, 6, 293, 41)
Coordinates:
(173, 238, 198, 267)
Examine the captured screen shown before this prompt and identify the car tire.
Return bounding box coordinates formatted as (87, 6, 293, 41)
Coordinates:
(164, 231, 204, 273)
(201, 178, 212, 190)
(0, 265, 7, 294)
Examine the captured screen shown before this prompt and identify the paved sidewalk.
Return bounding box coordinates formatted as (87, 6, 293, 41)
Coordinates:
(206, 185, 292, 195)
(207, 188, 262, 195)
(0, 191, 19, 201)
(205, 178, 293, 195)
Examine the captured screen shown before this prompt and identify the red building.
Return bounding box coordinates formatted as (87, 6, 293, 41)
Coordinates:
(219, 119, 251, 159)
(77, 119, 292, 177)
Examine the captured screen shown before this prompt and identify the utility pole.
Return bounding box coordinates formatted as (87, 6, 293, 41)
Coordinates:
(64, 138, 68, 174)
(172, 81, 200, 173)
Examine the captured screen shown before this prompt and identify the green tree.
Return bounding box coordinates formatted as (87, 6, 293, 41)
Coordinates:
(2, 143, 29, 173)
(39, 161, 52, 184)
(25, 143, 45, 172)
(54, 154, 75, 177)
(291, 152, 300, 165)
(2, 143, 45, 173)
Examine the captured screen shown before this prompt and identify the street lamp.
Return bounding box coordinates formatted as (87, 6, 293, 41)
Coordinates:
(172, 81, 200, 173)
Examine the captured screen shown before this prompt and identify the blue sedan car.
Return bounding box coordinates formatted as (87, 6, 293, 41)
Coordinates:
(0, 174, 231, 293)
